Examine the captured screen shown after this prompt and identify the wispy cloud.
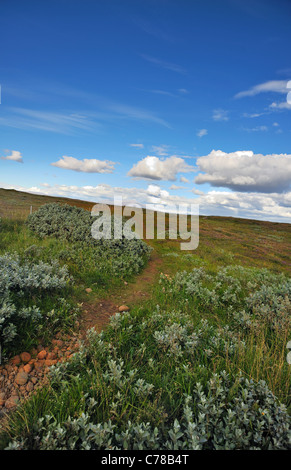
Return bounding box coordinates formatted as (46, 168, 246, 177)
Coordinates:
(130, 143, 144, 149)
(0, 107, 98, 134)
(132, 17, 175, 43)
(269, 101, 291, 110)
(150, 145, 169, 156)
(235, 80, 288, 98)
(242, 125, 268, 132)
(141, 54, 186, 74)
(196, 129, 208, 138)
(180, 176, 190, 183)
(212, 109, 229, 121)
(106, 102, 171, 128)
(242, 112, 266, 118)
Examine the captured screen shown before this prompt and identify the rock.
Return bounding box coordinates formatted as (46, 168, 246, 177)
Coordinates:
(5, 396, 19, 409)
(85, 288, 92, 293)
(10, 355, 21, 366)
(0, 392, 6, 407)
(46, 352, 56, 360)
(37, 350, 47, 360)
(44, 359, 55, 367)
(26, 382, 34, 393)
(23, 364, 33, 374)
(20, 352, 31, 363)
(118, 305, 129, 312)
(15, 371, 28, 386)
(34, 360, 45, 372)
(52, 339, 63, 348)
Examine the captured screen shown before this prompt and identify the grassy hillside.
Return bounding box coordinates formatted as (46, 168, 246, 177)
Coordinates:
(0, 188, 290, 450)
(1, 187, 290, 273)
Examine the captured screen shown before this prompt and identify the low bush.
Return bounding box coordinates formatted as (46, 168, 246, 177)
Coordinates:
(0, 253, 77, 358)
(26, 203, 152, 282)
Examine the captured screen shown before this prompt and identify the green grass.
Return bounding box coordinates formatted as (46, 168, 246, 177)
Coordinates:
(0, 189, 290, 450)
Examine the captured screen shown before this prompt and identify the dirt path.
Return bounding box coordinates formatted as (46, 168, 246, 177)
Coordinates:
(0, 251, 164, 419)
(79, 250, 163, 336)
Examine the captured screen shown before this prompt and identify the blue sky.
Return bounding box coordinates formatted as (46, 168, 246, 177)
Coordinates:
(0, 0, 291, 221)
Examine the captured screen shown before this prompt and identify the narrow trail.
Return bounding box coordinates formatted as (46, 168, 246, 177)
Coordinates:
(79, 250, 164, 336)
(0, 251, 164, 420)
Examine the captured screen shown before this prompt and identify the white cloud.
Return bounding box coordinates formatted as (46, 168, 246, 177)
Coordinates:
(180, 176, 190, 183)
(235, 80, 288, 98)
(212, 109, 229, 121)
(150, 145, 169, 156)
(51, 156, 116, 173)
(195, 150, 291, 193)
(269, 101, 291, 110)
(130, 143, 144, 148)
(196, 129, 208, 138)
(243, 112, 265, 118)
(1, 150, 23, 163)
(243, 125, 268, 132)
(192, 188, 204, 195)
(170, 184, 185, 190)
(128, 155, 195, 181)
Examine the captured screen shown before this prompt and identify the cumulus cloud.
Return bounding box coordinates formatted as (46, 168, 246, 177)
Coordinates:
(1, 150, 23, 163)
(195, 150, 291, 193)
(128, 155, 195, 181)
(235, 80, 288, 98)
(197, 129, 208, 138)
(51, 156, 116, 173)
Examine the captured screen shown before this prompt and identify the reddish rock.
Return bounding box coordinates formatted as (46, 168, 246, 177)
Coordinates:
(26, 382, 34, 393)
(44, 359, 54, 367)
(15, 371, 28, 386)
(37, 350, 47, 360)
(23, 364, 33, 374)
(118, 305, 129, 312)
(20, 352, 32, 363)
(34, 360, 45, 371)
(0, 392, 6, 407)
(47, 352, 56, 360)
(10, 355, 21, 366)
(5, 396, 19, 409)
